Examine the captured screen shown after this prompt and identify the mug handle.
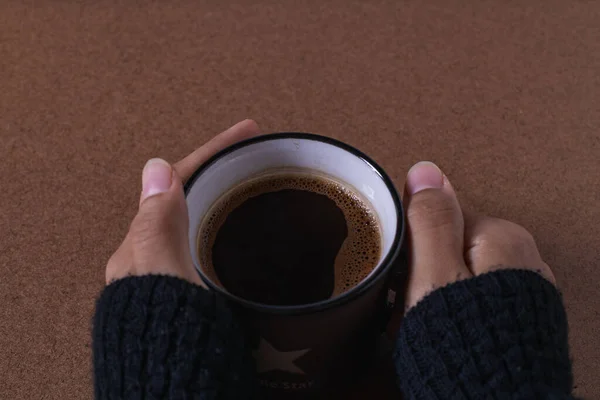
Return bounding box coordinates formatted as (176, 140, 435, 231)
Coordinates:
(379, 245, 409, 335)
(364, 246, 409, 363)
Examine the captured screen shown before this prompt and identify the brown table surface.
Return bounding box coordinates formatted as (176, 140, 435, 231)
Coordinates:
(1, 1, 599, 398)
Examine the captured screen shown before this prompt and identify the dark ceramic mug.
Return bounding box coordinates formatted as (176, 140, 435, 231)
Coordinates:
(184, 133, 405, 398)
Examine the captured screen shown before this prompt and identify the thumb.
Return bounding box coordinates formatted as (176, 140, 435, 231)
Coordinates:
(403, 161, 471, 308)
(128, 158, 201, 285)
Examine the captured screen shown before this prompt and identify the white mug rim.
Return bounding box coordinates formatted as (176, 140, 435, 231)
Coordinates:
(184, 133, 405, 316)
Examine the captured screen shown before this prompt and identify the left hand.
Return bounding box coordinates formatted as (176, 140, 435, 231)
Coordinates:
(105, 119, 261, 286)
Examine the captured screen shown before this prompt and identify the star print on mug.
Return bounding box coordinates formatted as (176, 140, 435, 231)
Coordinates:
(253, 338, 310, 375)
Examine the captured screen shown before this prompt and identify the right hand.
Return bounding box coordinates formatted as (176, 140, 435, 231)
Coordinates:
(402, 161, 556, 310)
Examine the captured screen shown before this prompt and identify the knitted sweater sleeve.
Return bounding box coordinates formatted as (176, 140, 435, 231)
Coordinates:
(92, 275, 255, 400)
(393, 269, 575, 399)
(92, 270, 575, 399)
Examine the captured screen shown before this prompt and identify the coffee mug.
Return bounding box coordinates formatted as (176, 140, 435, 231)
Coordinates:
(184, 133, 405, 398)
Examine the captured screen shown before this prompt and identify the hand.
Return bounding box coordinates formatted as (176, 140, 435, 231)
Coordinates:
(402, 161, 556, 309)
(105, 119, 261, 286)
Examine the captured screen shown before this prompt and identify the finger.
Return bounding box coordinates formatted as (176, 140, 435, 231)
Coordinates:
(128, 158, 203, 285)
(174, 119, 261, 182)
(403, 161, 472, 308)
(463, 211, 556, 284)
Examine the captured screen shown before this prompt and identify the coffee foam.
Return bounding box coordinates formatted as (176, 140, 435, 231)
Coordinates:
(197, 168, 382, 300)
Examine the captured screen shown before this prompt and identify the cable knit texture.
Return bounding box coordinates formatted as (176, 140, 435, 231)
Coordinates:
(394, 269, 574, 400)
(92, 270, 575, 400)
(92, 275, 256, 400)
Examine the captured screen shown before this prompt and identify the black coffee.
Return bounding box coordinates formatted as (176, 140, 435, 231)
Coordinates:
(198, 170, 381, 306)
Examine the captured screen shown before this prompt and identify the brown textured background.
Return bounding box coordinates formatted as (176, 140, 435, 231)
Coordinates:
(1, 1, 599, 398)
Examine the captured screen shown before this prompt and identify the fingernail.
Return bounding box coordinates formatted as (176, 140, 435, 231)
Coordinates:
(141, 158, 172, 201)
(406, 161, 444, 194)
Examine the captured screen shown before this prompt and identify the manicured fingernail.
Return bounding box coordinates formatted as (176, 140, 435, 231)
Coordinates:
(141, 158, 172, 201)
(406, 161, 444, 194)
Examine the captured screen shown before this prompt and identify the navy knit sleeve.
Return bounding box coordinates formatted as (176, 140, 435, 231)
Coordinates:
(394, 269, 574, 399)
(92, 275, 255, 400)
